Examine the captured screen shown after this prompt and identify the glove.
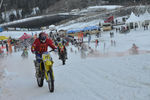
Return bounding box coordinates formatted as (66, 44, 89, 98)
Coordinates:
(32, 51, 36, 54)
(32, 51, 40, 54)
(54, 49, 58, 52)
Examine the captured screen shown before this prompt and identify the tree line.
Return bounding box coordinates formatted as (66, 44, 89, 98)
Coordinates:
(1, 0, 150, 12)
(0, 0, 149, 23)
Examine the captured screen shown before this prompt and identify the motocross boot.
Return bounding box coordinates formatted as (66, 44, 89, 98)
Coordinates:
(65, 55, 68, 59)
(34, 60, 40, 78)
(65, 52, 68, 59)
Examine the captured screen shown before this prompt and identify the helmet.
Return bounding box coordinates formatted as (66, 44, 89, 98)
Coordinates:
(57, 37, 61, 42)
(39, 32, 47, 43)
(62, 40, 66, 45)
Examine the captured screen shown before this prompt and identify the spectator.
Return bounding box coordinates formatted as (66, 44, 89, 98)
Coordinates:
(116, 28, 118, 32)
(110, 32, 114, 38)
(0, 47, 3, 54)
(1, 40, 4, 47)
(144, 25, 146, 30)
(115, 19, 118, 25)
(146, 24, 148, 30)
(88, 34, 91, 45)
(95, 39, 99, 48)
(6, 43, 8, 53)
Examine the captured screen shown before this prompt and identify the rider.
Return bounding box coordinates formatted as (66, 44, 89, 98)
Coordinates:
(57, 38, 67, 59)
(21, 46, 28, 57)
(131, 43, 138, 54)
(31, 32, 57, 77)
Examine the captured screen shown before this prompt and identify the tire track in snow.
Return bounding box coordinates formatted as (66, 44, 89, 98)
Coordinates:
(83, 54, 150, 89)
(70, 62, 108, 100)
(70, 57, 150, 100)
(85, 60, 146, 89)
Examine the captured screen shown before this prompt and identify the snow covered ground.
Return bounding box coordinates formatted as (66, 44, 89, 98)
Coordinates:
(0, 5, 150, 100)
(0, 27, 150, 100)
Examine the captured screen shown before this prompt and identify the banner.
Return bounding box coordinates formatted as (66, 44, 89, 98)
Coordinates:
(0, 27, 3, 32)
(104, 16, 114, 23)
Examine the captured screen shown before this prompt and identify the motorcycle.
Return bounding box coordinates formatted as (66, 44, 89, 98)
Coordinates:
(21, 49, 28, 58)
(58, 47, 67, 65)
(34, 51, 54, 92)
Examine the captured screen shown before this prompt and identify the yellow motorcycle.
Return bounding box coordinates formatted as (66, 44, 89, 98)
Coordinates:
(35, 51, 54, 92)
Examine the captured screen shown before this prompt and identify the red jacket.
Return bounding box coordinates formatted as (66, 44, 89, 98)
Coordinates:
(31, 38, 56, 54)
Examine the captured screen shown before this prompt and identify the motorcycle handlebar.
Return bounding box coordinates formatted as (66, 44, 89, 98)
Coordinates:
(49, 49, 58, 52)
(49, 50, 54, 52)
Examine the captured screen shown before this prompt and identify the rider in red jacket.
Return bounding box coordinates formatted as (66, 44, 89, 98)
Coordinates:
(31, 32, 56, 54)
(31, 32, 57, 77)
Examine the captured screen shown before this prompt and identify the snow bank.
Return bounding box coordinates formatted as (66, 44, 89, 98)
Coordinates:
(87, 5, 122, 10)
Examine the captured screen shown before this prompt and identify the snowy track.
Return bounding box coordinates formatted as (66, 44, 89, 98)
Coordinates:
(0, 50, 150, 100)
(1, 22, 150, 100)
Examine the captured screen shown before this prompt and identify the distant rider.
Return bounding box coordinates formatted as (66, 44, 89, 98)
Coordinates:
(31, 32, 57, 77)
(21, 46, 28, 57)
(57, 38, 67, 59)
(131, 43, 138, 54)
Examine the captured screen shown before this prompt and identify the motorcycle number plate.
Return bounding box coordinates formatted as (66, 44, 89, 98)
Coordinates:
(43, 54, 50, 61)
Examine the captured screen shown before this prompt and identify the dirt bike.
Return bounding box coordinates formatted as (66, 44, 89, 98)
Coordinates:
(34, 50, 54, 92)
(59, 48, 67, 65)
(21, 50, 28, 58)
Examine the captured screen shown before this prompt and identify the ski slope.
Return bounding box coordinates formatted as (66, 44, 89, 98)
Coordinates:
(0, 28, 150, 100)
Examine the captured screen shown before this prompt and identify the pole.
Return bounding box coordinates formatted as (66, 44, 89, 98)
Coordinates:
(0, 0, 4, 10)
(65, 0, 68, 12)
(3, 3, 7, 21)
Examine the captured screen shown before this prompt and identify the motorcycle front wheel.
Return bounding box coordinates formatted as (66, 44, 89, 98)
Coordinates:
(62, 59, 65, 65)
(61, 54, 66, 65)
(37, 70, 44, 87)
(47, 69, 54, 92)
